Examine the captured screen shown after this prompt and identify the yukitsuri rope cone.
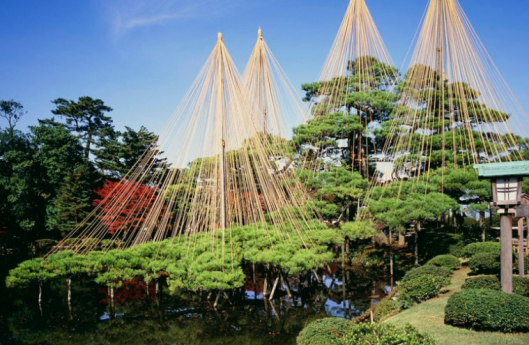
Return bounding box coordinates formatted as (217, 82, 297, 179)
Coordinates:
(51, 32, 320, 261)
(297, 0, 400, 177)
(360, 0, 529, 226)
(375, 0, 528, 187)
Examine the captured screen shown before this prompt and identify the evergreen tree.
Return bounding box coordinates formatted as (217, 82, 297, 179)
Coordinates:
(51, 96, 114, 159)
(48, 165, 96, 236)
(0, 100, 26, 138)
(95, 125, 168, 181)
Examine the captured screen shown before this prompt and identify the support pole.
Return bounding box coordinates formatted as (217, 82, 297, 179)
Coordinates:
(500, 213, 513, 293)
(519, 217, 525, 277)
(216, 33, 227, 260)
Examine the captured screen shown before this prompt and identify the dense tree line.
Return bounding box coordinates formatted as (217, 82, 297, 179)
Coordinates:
(0, 98, 165, 245)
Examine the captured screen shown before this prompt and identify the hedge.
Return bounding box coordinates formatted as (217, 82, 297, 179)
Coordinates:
(462, 275, 529, 297)
(468, 250, 529, 275)
(462, 242, 499, 258)
(297, 318, 356, 345)
(399, 274, 450, 305)
(445, 289, 529, 332)
(426, 255, 460, 271)
(468, 252, 500, 275)
(373, 299, 399, 322)
(401, 265, 451, 283)
(297, 319, 436, 345)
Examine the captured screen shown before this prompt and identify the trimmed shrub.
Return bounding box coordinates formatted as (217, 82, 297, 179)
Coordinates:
(514, 276, 529, 296)
(462, 275, 529, 297)
(401, 265, 451, 283)
(462, 242, 499, 258)
(373, 299, 399, 322)
(297, 318, 356, 345)
(461, 276, 501, 291)
(426, 254, 460, 271)
(513, 254, 529, 275)
(468, 252, 500, 275)
(297, 319, 436, 345)
(445, 289, 529, 332)
(340, 324, 436, 345)
(399, 274, 450, 305)
(448, 243, 465, 258)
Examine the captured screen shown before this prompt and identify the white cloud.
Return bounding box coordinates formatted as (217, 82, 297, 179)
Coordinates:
(101, 0, 233, 35)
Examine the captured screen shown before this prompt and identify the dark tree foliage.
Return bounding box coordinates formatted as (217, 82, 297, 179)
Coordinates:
(51, 96, 114, 159)
(0, 100, 26, 138)
(95, 126, 168, 181)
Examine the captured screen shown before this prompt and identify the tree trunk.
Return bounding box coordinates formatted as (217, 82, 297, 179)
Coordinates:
(480, 211, 486, 242)
(342, 242, 346, 270)
(263, 270, 269, 298)
(357, 133, 363, 177)
(280, 270, 292, 299)
(84, 131, 92, 159)
(414, 223, 420, 267)
(269, 276, 280, 300)
(213, 291, 221, 308)
(389, 228, 394, 282)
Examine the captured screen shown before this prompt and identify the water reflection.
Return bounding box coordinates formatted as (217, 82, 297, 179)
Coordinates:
(1, 264, 395, 345)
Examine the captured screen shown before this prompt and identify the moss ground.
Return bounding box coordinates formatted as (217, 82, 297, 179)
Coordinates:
(385, 266, 529, 345)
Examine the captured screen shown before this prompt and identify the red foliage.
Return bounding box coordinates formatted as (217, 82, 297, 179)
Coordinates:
(93, 180, 157, 234)
(98, 277, 157, 305)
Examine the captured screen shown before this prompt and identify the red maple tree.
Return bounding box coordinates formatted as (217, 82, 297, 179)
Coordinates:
(93, 180, 158, 234)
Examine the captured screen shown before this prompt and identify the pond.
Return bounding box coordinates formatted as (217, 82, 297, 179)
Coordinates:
(0, 255, 400, 345)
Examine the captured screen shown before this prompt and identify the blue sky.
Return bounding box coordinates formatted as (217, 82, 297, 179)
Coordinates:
(1, 0, 529, 135)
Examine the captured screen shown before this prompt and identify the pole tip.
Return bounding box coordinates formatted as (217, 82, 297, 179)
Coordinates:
(218, 32, 223, 42)
(258, 27, 262, 39)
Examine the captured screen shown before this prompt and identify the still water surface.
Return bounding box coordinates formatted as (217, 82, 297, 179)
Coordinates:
(0, 256, 394, 345)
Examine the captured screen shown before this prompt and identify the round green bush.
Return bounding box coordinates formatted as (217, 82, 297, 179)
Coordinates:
(448, 243, 465, 258)
(399, 274, 450, 305)
(462, 275, 529, 297)
(426, 255, 460, 271)
(401, 265, 451, 283)
(297, 318, 356, 345)
(468, 252, 500, 275)
(462, 242, 500, 258)
(297, 319, 436, 345)
(461, 276, 501, 291)
(373, 299, 399, 322)
(514, 276, 529, 296)
(445, 289, 529, 332)
(340, 324, 436, 345)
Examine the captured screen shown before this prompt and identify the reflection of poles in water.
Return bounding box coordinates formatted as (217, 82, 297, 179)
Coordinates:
(253, 263, 257, 300)
(38, 281, 43, 317)
(67, 278, 72, 321)
(342, 267, 347, 318)
(108, 286, 115, 319)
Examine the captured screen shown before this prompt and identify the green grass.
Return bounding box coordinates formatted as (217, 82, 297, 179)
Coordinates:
(385, 266, 529, 345)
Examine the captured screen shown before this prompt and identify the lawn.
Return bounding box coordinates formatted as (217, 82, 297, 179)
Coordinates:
(385, 266, 529, 345)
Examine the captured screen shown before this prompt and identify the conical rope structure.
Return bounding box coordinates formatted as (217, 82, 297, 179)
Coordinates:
(50, 33, 320, 260)
(360, 0, 529, 226)
(375, 0, 528, 186)
(242, 28, 309, 141)
(298, 0, 399, 177)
